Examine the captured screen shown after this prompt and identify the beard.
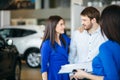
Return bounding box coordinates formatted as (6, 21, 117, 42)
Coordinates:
(83, 23, 93, 30)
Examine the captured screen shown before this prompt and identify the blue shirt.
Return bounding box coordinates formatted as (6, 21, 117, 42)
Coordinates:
(92, 40, 120, 80)
(40, 34, 70, 80)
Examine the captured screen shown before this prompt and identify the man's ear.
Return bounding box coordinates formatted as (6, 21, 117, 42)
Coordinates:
(91, 18, 96, 23)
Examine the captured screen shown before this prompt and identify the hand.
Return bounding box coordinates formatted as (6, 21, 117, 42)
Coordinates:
(70, 69, 78, 80)
(70, 75, 77, 80)
(78, 26, 84, 33)
(73, 69, 87, 79)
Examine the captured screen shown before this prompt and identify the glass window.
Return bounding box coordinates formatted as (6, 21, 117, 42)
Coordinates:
(0, 29, 11, 38)
(0, 28, 36, 38)
(22, 29, 36, 37)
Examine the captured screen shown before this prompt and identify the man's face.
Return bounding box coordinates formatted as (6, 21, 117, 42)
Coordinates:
(81, 15, 93, 30)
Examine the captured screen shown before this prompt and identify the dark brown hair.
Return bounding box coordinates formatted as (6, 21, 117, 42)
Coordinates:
(100, 5, 120, 44)
(41, 15, 66, 48)
(81, 6, 100, 24)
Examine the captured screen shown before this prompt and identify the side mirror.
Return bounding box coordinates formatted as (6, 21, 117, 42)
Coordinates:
(6, 39, 13, 46)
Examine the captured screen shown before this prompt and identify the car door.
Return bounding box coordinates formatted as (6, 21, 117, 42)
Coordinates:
(0, 37, 11, 76)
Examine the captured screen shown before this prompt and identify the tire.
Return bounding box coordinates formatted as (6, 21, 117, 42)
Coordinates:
(7, 61, 21, 80)
(26, 49, 41, 68)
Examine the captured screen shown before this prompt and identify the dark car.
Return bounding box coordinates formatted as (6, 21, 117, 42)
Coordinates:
(0, 35, 21, 80)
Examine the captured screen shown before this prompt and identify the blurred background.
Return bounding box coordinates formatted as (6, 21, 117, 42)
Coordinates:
(0, 0, 120, 80)
(1, 0, 120, 36)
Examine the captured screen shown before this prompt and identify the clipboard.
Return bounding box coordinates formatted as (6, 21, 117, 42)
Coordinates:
(58, 64, 85, 74)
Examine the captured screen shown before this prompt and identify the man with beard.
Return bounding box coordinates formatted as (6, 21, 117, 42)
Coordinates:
(69, 6, 107, 80)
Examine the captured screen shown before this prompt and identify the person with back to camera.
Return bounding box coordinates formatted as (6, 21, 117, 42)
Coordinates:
(40, 15, 70, 80)
(73, 5, 120, 80)
(69, 6, 107, 80)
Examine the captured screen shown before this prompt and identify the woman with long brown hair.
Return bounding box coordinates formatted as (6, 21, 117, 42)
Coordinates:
(40, 15, 70, 80)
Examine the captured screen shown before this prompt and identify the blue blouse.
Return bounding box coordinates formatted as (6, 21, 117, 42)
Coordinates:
(40, 34, 70, 80)
(92, 40, 120, 80)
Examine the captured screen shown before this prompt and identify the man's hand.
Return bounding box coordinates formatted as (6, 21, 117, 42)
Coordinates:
(78, 26, 84, 33)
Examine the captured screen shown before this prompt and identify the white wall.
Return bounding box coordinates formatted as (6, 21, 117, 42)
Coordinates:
(0, 11, 10, 27)
(71, 0, 85, 36)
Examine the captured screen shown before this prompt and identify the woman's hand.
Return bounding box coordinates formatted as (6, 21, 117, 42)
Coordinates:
(42, 72, 48, 80)
(73, 69, 104, 80)
(73, 69, 87, 79)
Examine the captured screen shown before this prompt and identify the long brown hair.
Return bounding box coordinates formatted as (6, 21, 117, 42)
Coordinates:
(41, 15, 66, 49)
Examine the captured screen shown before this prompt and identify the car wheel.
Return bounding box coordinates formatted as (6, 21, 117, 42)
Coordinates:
(7, 61, 21, 80)
(26, 49, 41, 68)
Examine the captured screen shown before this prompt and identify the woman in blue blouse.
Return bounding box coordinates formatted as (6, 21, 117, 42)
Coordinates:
(73, 5, 120, 80)
(40, 15, 70, 80)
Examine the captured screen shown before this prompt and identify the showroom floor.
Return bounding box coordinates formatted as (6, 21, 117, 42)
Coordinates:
(21, 61, 42, 80)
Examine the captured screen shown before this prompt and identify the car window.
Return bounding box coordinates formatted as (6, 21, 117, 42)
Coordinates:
(22, 29, 36, 37)
(10, 29, 22, 37)
(0, 29, 19, 38)
(0, 29, 11, 38)
(0, 28, 36, 38)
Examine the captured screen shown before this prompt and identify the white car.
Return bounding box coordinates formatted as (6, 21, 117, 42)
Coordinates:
(0, 25, 45, 68)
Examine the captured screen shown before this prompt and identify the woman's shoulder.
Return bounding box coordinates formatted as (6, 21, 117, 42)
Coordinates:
(99, 40, 120, 50)
(42, 40, 51, 47)
(40, 39, 52, 51)
(100, 40, 111, 48)
(101, 40, 118, 45)
(43, 39, 50, 43)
